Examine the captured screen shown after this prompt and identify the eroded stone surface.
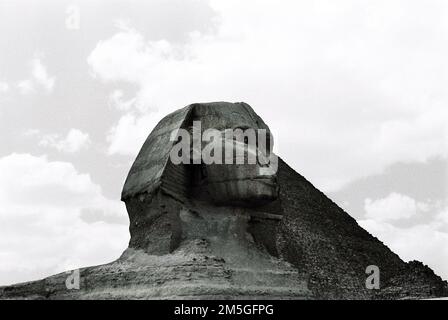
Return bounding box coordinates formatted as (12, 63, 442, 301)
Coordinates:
(0, 202, 312, 299)
(1, 102, 446, 300)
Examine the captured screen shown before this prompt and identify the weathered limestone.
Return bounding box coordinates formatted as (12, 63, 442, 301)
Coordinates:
(123, 102, 281, 256)
(1, 101, 446, 300)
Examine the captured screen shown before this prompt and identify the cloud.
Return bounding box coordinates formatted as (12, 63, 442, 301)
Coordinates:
(359, 213, 448, 280)
(0, 153, 129, 285)
(22, 128, 40, 137)
(329, 157, 448, 221)
(17, 57, 55, 95)
(371, 109, 448, 166)
(17, 79, 35, 95)
(31, 57, 55, 93)
(1, 0, 446, 288)
(80, 207, 127, 225)
(88, 0, 448, 192)
(364, 192, 426, 222)
(0, 82, 8, 93)
(437, 209, 448, 227)
(360, 191, 448, 280)
(106, 112, 165, 155)
(109, 90, 136, 111)
(39, 129, 91, 153)
(88, 27, 180, 87)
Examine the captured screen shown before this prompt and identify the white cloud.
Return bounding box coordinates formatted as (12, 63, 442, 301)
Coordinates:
(109, 90, 136, 111)
(31, 57, 55, 93)
(22, 128, 40, 137)
(88, 27, 179, 87)
(88, 0, 448, 192)
(0, 153, 129, 285)
(17, 57, 55, 95)
(17, 79, 35, 95)
(360, 191, 448, 280)
(39, 129, 91, 153)
(0, 82, 9, 93)
(371, 108, 448, 166)
(435, 209, 448, 232)
(359, 213, 448, 280)
(107, 112, 164, 155)
(364, 192, 422, 221)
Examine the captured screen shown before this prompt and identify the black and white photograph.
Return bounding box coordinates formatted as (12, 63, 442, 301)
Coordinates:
(0, 0, 447, 310)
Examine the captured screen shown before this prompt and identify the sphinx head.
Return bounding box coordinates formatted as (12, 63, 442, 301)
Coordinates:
(122, 102, 278, 207)
(179, 103, 278, 205)
(121, 102, 279, 253)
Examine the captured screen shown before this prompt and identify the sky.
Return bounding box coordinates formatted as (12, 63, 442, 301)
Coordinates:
(0, 0, 447, 285)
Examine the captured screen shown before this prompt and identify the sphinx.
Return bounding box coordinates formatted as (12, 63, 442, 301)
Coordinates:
(122, 102, 284, 257)
(1, 102, 446, 299)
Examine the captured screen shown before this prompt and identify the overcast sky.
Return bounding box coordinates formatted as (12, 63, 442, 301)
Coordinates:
(0, 0, 447, 285)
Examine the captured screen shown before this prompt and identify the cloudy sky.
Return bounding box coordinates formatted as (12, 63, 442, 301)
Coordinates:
(0, 0, 447, 285)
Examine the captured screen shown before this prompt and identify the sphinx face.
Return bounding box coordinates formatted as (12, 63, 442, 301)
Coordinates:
(203, 139, 278, 206)
(191, 104, 279, 206)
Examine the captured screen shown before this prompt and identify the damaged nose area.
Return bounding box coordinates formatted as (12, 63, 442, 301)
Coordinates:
(204, 163, 279, 206)
(199, 131, 279, 206)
